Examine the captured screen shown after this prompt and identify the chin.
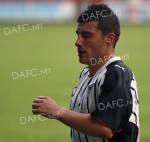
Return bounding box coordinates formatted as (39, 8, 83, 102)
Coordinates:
(79, 58, 89, 65)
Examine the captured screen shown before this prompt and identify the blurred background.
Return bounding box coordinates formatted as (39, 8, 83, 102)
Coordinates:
(0, 0, 149, 142)
(0, 0, 150, 23)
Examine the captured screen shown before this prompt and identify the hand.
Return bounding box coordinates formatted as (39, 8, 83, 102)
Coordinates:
(32, 96, 61, 119)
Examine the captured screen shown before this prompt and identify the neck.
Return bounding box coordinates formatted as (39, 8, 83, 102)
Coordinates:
(88, 54, 115, 77)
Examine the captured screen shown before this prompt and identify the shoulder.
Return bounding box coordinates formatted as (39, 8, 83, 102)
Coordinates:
(105, 60, 133, 79)
(102, 60, 134, 89)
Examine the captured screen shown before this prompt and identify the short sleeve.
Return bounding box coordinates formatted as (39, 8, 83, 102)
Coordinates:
(91, 66, 133, 133)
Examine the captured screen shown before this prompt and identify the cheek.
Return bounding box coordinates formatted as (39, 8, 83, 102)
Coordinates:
(86, 43, 102, 58)
(85, 46, 95, 58)
(83, 38, 106, 58)
(93, 41, 106, 57)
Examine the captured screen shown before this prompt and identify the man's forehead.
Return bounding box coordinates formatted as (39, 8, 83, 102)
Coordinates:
(76, 21, 98, 32)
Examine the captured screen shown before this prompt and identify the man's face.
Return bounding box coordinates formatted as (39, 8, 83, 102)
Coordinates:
(75, 21, 108, 65)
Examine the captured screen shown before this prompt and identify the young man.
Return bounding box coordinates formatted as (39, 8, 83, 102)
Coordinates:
(32, 4, 139, 142)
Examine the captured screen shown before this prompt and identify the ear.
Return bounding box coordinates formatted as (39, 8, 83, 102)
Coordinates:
(105, 33, 116, 46)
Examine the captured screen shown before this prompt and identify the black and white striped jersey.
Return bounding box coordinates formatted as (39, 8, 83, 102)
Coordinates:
(70, 57, 139, 142)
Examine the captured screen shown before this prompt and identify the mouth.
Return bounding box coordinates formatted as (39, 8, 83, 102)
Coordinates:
(78, 50, 86, 56)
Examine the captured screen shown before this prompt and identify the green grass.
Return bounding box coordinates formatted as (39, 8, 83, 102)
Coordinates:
(0, 24, 149, 142)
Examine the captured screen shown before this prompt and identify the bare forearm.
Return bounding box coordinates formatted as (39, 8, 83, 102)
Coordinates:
(32, 96, 113, 139)
(57, 108, 113, 139)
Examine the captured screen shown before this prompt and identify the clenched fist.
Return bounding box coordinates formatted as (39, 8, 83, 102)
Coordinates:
(32, 96, 61, 119)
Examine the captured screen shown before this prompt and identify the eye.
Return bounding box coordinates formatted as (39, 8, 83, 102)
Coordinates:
(75, 31, 92, 38)
(82, 33, 90, 38)
(81, 32, 91, 39)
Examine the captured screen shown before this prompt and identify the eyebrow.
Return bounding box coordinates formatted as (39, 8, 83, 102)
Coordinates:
(75, 30, 92, 35)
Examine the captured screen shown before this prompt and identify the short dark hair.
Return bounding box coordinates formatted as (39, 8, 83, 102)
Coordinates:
(77, 4, 120, 47)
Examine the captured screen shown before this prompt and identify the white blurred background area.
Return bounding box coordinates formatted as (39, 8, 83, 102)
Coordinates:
(0, 0, 149, 23)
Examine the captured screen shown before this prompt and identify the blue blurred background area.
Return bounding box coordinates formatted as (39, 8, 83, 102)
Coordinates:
(0, 0, 150, 23)
(0, 0, 150, 142)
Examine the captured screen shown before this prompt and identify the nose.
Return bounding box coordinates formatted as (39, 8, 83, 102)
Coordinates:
(75, 36, 82, 48)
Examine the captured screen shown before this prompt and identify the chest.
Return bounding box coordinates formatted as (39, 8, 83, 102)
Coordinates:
(70, 74, 105, 113)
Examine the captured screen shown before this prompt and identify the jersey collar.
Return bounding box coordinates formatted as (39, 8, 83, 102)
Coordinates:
(89, 56, 121, 79)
